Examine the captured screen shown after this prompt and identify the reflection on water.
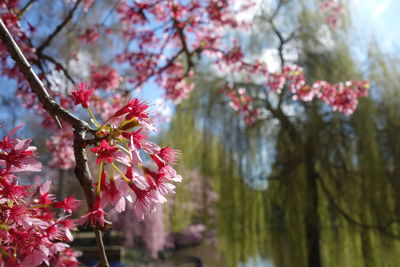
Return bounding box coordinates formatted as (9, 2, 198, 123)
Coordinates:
(179, 244, 274, 267)
(239, 256, 274, 267)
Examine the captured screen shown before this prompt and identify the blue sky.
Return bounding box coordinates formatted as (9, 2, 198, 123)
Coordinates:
(140, 0, 400, 101)
(351, 0, 399, 52)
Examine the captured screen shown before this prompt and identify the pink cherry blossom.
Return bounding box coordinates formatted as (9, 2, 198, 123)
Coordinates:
(70, 82, 94, 109)
(90, 140, 119, 164)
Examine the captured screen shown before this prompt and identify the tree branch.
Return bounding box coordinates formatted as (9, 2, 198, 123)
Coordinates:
(40, 53, 76, 84)
(0, 18, 110, 267)
(36, 0, 82, 54)
(18, 0, 37, 18)
(0, 20, 86, 128)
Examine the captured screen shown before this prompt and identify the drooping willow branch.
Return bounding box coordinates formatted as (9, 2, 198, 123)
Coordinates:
(0, 19, 110, 267)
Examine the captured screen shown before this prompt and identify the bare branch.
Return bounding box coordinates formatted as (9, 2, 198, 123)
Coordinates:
(0, 19, 86, 129)
(40, 53, 76, 84)
(18, 0, 37, 18)
(36, 0, 82, 54)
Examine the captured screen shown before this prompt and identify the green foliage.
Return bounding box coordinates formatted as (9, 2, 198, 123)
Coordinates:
(161, 1, 400, 266)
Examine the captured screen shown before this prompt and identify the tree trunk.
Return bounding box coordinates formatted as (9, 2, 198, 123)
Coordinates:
(304, 143, 322, 267)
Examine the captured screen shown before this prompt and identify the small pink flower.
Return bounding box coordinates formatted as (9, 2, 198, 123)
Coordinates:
(0, 126, 42, 172)
(113, 98, 149, 120)
(79, 196, 106, 227)
(53, 196, 81, 213)
(90, 140, 119, 164)
(91, 65, 120, 91)
(158, 146, 180, 164)
(78, 24, 100, 44)
(70, 82, 94, 108)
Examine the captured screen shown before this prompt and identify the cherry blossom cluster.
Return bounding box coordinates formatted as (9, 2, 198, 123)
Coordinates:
(267, 65, 369, 115)
(320, 0, 344, 28)
(112, 0, 255, 102)
(0, 125, 81, 266)
(224, 65, 369, 123)
(90, 65, 121, 91)
(70, 83, 182, 226)
(78, 24, 100, 44)
(45, 127, 75, 170)
(223, 86, 261, 126)
(314, 80, 369, 115)
(1, 1, 367, 136)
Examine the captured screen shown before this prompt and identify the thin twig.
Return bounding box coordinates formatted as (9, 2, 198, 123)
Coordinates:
(36, 0, 82, 54)
(17, 0, 37, 18)
(40, 53, 76, 84)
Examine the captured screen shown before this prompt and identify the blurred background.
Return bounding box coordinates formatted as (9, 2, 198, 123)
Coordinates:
(2, 0, 400, 266)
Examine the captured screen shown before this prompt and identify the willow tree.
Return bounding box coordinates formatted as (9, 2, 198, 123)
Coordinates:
(164, 1, 400, 267)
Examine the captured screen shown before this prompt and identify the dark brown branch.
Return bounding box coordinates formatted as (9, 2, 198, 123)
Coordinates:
(269, 18, 285, 68)
(133, 49, 184, 88)
(171, 2, 194, 72)
(269, 0, 284, 21)
(36, 0, 82, 54)
(40, 53, 76, 84)
(0, 20, 85, 128)
(0, 18, 109, 267)
(100, 0, 123, 26)
(18, 0, 37, 18)
(73, 128, 95, 209)
(266, 1, 296, 109)
(264, 96, 299, 141)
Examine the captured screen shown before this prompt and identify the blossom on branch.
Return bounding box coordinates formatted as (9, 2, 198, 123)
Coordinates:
(70, 82, 94, 109)
(0, 126, 80, 266)
(90, 139, 119, 164)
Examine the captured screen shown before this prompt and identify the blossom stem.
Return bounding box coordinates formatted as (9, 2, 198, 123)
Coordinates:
(100, 116, 113, 128)
(117, 144, 131, 157)
(86, 107, 100, 128)
(111, 163, 131, 184)
(29, 204, 50, 209)
(0, 224, 10, 230)
(110, 166, 115, 182)
(0, 247, 8, 257)
(96, 162, 104, 194)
